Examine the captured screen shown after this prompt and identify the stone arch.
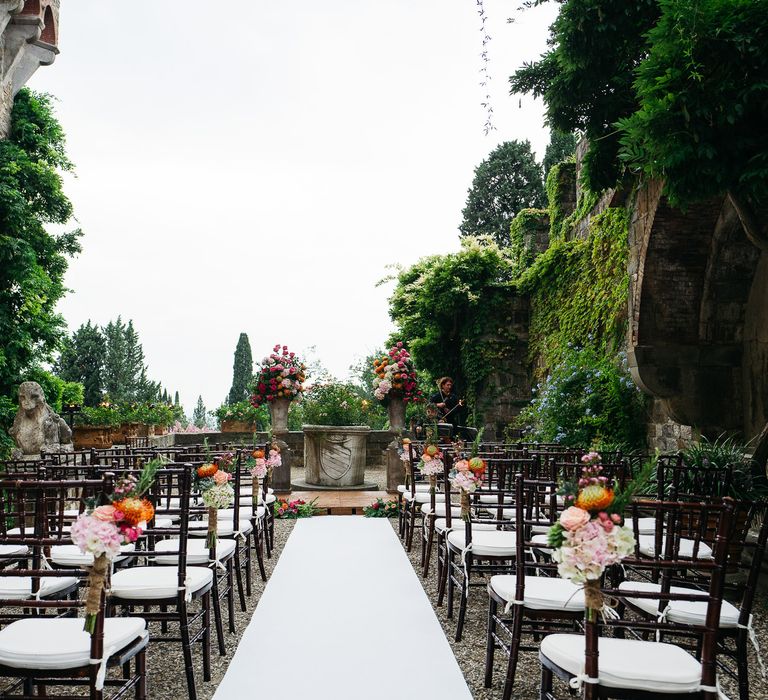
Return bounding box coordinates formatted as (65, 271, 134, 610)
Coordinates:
(627, 179, 766, 439)
(20, 0, 41, 15)
(40, 4, 55, 44)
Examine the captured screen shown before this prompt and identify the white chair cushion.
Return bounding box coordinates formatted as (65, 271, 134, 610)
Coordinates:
(50, 543, 135, 567)
(432, 518, 499, 534)
(153, 538, 237, 565)
(188, 520, 254, 538)
(0, 617, 146, 670)
(490, 574, 585, 611)
(258, 493, 277, 506)
(421, 503, 462, 518)
(405, 492, 449, 504)
(447, 529, 516, 557)
(618, 581, 740, 628)
(111, 565, 213, 600)
(217, 506, 256, 521)
(635, 517, 657, 535)
(153, 517, 174, 529)
(478, 494, 514, 505)
(0, 544, 29, 558)
(0, 575, 79, 600)
(539, 634, 702, 693)
(397, 484, 431, 494)
(638, 535, 713, 559)
(156, 498, 180, 510)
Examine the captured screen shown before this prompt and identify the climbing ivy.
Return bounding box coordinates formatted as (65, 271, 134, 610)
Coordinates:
(519, 207, 630, 371)
(545, 161, 575, 242)
(509, 208, 549, 273)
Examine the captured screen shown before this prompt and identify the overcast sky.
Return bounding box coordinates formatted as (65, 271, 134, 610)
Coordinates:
(28, 0, 557, 415)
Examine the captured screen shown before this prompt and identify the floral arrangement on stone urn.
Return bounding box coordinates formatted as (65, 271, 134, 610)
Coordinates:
(251, 344, 306, 432)
(71, 459, 161, 632)
(547, 452, 644, 616)
(372, 342, 423, 431)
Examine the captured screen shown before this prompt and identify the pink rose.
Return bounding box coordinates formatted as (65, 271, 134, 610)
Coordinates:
(559, 506, 591, 532)
(213, 470, 231, 485)
(93, 505, 118, 522)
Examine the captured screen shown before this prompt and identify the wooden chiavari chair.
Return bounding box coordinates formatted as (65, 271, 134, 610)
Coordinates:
(0, 473, 149, 699)
(539, 499, 734, 700)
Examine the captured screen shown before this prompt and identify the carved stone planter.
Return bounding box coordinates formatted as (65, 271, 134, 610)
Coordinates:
(74, 426, 113, 450)
(303, 425, 371, 488)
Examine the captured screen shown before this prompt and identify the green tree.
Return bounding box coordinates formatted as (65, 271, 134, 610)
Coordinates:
(174, 391, 180, 406)
(227, 333, 253, 405)
(0, 89, 81, 403)
(543, 130, 577, 179)
(192, 395, 207, 429)
(387, 237, 517, 411)
(459, 140, 546, 246)
(617, 0, 768, 242)
(57, 321, 106, 406)
(510, 0, 660, 192)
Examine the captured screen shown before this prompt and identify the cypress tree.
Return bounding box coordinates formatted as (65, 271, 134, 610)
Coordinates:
(193, 395, 207, 428)
(227, 333, 253, 405)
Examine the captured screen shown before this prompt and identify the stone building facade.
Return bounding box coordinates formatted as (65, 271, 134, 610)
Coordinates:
(0, 0, 59, 137)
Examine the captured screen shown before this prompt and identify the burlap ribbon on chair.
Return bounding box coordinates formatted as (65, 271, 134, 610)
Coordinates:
(84, 553, 109, 633)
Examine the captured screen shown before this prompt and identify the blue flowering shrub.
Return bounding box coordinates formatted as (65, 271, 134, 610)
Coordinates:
(515, 346, 649, 450)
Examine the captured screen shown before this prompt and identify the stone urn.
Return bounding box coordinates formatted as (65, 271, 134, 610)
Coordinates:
(74, 425, 113, 450)
(387, 397, 406, 433)
(268, 397, 291, 433)
(303, 425, 371, 488)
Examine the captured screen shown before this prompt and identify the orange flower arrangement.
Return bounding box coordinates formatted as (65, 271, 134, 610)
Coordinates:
(113, 497, 146, 527)
(197, 463, 217, 479)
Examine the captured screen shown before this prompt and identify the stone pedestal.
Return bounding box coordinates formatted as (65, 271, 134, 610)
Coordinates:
(385, 439, 405, 494)
(271, 433, 293, 492)
(303, 425, 371, 488)
(387, 398, 406, 432)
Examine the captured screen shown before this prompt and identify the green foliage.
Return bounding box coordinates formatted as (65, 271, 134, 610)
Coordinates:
(363, 498, 399, 518)
(80, 404, 121, 427)
(682, 434, 767, 500)
(515, 345, 648, 449)
(543, 130, 577, 180)
(387, 237, 520, 414)
(545, 161, 579, 242)
(0, 396, 16, 459)
(617, 0, 768, 209)
(0, 88, 80, 403)
(509, 208, 549, 272)
(301, 382, 376, 427)
(102, 318, 159, 404)
(274, 497, 318, 518)
(519, 208, 629, 369)
(60, 380, 84, 408)
(192, 396, 207, 429)
(459, 141, 546, 246)
(510, 0, 660, 192)
(227, 333, 253, 405)
(56, 321, 106, 406)
(214, 400, 268, 428)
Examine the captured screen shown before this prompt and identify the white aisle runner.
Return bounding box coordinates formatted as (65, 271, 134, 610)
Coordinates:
(213, 516, 472, 699)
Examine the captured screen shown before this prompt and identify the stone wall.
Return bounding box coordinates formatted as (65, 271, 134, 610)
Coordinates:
(647, 399, 695, 453)
(0, 1, 60, 137)
(152, 429, 396, 468)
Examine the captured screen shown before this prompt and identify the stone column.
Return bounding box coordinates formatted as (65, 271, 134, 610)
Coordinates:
(270, 432, 293, 493)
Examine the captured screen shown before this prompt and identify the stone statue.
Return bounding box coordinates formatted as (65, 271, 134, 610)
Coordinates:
(9, 381, 73, 459)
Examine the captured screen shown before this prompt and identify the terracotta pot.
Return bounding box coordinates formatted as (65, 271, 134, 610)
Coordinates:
(121, 422, 139, 439)
(269, 397, 291, 433)
(153, 425, 166, 436)
(136, 424, 151, 437)
(74, 426, 113, 450)
(221, 420, 257, 433)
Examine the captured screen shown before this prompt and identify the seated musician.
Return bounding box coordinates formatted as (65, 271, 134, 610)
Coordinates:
(429, 377, 465, 430)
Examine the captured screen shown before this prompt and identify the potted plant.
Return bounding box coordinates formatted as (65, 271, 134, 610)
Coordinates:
(214, 401, 267, 433)
(250, 344, 306, 432)
(302, 382, 372, 488)
(75, 404, 121, 449)
(372, 342, 423, 432)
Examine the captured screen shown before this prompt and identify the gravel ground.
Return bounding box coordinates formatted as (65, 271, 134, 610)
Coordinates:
(140, 520, 295, 700)
(393, 518, 768, 700)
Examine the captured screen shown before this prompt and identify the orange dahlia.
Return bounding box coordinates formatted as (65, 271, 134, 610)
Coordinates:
(114, 497, 146, 526)
(252, 449, 265, 459)
(575, 484, 614, 512)
(468, 456, 486, 476)
(140, 498, 155, 523)
(197, 463, 218, 479)
(425, 444, 439, 457)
